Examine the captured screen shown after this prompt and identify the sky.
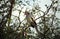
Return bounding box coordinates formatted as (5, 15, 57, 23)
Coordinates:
(12, 0, 51, 21)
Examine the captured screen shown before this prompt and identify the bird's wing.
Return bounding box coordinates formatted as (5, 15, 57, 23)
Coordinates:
(31, 17, 37, 25)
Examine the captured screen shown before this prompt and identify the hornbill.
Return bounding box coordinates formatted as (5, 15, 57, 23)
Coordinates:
(24, 11, 37, 28)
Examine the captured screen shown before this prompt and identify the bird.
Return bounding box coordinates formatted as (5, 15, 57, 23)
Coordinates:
(24, 11, 44, 37)
(24, 11, 37, 28)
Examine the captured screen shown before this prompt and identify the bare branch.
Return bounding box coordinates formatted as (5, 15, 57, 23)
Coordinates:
(45, 1, 58, 15)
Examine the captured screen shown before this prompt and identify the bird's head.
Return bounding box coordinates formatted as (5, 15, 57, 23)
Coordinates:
(24, 11, 30, 16)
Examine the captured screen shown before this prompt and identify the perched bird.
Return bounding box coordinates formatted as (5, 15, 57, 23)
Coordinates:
(24, 11, 37, 28)
(24, 11, 44, 37)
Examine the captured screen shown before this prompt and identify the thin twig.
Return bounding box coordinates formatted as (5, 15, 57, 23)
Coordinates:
(45, 1, 57, 15)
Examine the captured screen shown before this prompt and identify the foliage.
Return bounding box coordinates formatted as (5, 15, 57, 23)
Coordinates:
(0, 0, 60, 39)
